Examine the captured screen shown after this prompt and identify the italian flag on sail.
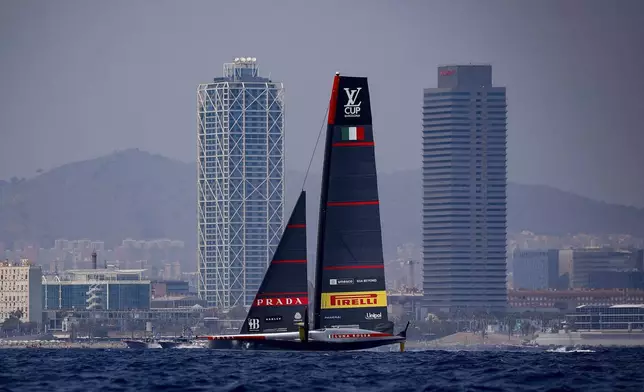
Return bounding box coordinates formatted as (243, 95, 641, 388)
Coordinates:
(341, 126, 365, 141)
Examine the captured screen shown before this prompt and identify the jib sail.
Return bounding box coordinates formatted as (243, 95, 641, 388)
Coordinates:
(240, 191, 308, 334)
(313, 74, 390, 332)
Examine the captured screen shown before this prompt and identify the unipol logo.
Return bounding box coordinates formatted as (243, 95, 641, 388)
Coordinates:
(255, 297, 308, 306)
(365, 312, 382, 320)
(248, 318, 260, 331)
(343, 87, 362, 118)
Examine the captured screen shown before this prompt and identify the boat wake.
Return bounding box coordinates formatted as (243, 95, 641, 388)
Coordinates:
(176, 344, 205, 349)
(547, 346, 595, 353)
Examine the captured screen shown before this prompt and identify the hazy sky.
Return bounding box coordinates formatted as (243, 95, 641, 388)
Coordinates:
(1, 0, 643, 207)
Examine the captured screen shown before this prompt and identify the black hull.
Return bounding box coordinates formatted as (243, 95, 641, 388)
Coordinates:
(207, 338, 400, 352)
(244, 339, 401, 352)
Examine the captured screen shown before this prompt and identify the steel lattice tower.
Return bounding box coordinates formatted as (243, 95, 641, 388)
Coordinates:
(197, 58, 285, 309)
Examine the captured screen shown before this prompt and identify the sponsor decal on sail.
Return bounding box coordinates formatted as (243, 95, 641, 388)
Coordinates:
(248, 318, 260, 331)
(340, 127, 364, 141)
(264, 316, 283, 323)
(330, 278, 354, 285)
(356, 278, 378, 284)
(343, 87, 362, 118)
(365, 312, 382, 320)
(294, 312, 302, 321)
(321, 291, 388, 309)
(254, 297, 308, 307)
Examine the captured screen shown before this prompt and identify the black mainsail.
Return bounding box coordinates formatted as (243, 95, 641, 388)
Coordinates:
(240, 191, 308, 334)
(313, 74, 391, 333)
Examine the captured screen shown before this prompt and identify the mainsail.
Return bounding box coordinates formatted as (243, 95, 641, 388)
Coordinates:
(240, 191, 308, 334)
(313, 74, 390, 332)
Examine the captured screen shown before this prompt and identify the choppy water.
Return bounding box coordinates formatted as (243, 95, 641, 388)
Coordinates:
(1, 347, 642, 391)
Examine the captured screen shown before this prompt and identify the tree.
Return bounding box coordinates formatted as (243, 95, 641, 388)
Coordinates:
(11, 309, 24, 320)
(1, 311, 23, 333)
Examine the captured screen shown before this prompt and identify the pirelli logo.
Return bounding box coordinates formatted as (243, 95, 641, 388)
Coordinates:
(321, 291, 387, 309)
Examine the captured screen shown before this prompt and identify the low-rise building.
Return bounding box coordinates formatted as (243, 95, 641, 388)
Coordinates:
(0, 259, 43, 324)
(151, 280, 190, 298)
(509, 289, 644, 312)
(150, 295, 207, 309)
(513, 249, 560, 290)
(42, 268, 150, 311)
(560, 248, 639, 289)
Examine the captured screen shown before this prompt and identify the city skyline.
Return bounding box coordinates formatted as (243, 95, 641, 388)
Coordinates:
(3, 4, 644, 383)
(1, 1, 644, 208)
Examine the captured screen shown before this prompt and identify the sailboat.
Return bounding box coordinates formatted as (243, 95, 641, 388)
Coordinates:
(206, 191, 309, 349)
(202, 73, 409, 351)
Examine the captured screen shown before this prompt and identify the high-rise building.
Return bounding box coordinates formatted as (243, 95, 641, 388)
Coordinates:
(197, 58, 285, 309)
(422, 65, 507, 313)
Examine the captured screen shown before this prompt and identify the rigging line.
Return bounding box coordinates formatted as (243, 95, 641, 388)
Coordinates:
(301, 105, 330, 190)
(337, 232, 359, 263)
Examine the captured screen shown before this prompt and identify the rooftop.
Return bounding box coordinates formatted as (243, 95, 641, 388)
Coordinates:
(577, 304, 644, 309)
(43, 268, 148, 282)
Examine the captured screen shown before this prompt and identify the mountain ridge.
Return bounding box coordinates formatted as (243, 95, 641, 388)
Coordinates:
(1, 149, 644, 261)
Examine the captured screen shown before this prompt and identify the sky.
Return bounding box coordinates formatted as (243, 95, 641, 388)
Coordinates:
(1, 0, 643, 207)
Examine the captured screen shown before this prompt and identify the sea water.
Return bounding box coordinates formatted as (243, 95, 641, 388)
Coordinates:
(0, 347, 642, 391)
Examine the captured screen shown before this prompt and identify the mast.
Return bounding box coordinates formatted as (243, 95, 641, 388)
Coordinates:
(313, 73, 341, 329)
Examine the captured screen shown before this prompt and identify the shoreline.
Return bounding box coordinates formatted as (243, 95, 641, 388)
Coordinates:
(0, 341, 127, 349)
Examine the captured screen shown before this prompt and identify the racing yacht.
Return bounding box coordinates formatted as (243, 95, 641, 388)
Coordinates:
(201, 73, 409, 351)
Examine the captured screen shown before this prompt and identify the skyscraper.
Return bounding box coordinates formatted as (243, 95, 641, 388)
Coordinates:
(422, 65, 507, 314)
(197, 58, 285, 309)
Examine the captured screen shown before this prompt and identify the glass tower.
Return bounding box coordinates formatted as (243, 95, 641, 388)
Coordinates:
(422, 65, 507, 314)
(197, 58, 285, 309)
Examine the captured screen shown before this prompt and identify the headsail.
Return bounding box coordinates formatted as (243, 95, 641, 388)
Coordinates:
(240, 191, 308, 334)
(313, 74, 390, 332)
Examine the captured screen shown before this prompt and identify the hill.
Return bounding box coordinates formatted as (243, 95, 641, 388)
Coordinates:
(0, 149, 195, 249)
(2, 149, 644, 260)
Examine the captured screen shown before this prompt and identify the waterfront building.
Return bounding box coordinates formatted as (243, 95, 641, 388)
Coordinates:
(197, 57, 285, 308)
(422, 65, 507, 313)
(571, 304, 644, 330)
(42, 268, 150, 311)
(0, 259, 42, 324)
(508, 289, 644, 312)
